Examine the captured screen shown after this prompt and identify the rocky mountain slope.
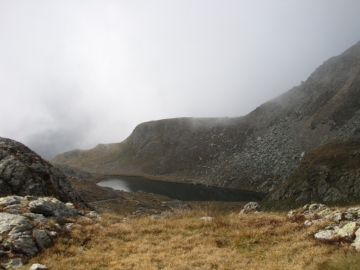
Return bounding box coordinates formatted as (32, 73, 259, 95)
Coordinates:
(52, 41, 360, 196)
(0, 137, 84, 206)
(264, 137, 360, 207)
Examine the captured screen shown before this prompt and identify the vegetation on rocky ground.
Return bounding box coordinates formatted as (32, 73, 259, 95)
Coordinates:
(19, 206, 360, 270)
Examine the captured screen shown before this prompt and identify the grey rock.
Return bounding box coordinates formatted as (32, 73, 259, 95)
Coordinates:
(239, 202, 261, 214)
(1, 258, 23, 269)
(0, 196, 25, 206)
(5, 232, 38, 257)
(22, 213, 47, 223)
(0, 213, 32, 234)
(25, 195, 38, 201)
(308, 203, 328, 213)
(333, 212, 343, 222)
(29, 197, 76, 217)
(29, 264, 48, 270)
(86, 211, 100, 218)
(305, 219, 323, 226)
(314, 229, 336, 240)
(315, 222, 357, 241)
(0, 137, 84, 206)
(33, 230, 52, 249)
(4, 205, 22, 215)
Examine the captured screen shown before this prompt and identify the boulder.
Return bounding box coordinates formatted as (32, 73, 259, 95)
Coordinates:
(0, 196, 25, 206)
(5, 232, 38, 257)
(315, 222, 357, 242)
(0, 213, 33, 234)
(33, 230, 52, 249)
(29, 197, 77, 217)
(314, 229, 336, 240)
(239, 202, 261, 214)
(0, 137, 85, 206)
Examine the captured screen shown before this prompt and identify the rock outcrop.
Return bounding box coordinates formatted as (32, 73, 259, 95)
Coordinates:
(0, 195, 100, 268)
(52, 41, 360, 198)
(265, 137, 360, 206)
(287, 204, 360, 250)
(0, 137, 84, 206)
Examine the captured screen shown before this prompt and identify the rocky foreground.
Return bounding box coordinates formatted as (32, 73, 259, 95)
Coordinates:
(1, 199, 360, 269)
(241, 202, 360, 253)
(0, 195, 100, 269)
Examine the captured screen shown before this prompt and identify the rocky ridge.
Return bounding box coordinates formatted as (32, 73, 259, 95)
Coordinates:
(0, 137, 84, 206)
(52, 41, 360, 200)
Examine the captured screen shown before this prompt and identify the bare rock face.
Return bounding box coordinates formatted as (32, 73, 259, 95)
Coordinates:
(0, 137, 84, 206)
(266, 138, 360, 206)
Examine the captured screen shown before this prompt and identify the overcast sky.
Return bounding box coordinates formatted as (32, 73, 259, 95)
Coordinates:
(1, 0, 360, 160)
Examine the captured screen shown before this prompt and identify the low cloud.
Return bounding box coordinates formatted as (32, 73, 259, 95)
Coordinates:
(1, 1, 360, 159)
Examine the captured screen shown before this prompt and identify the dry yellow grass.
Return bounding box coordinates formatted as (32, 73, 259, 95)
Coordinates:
(20, 210, 358, 270)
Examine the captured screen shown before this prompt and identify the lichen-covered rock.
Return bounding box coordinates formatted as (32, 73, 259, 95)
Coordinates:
(0, 137, 85, 206)
(0, 213, 32, 234)
(315, 229, 336, 240)
(336, 222, 356, 240)
(315, 222, 357, 242)
(0, 196, 25, 206)
(0, 195, 99, 267)
(5, 232, 38, 257)
(308, 203, 328, 214)
(22, 213, 47, 223)
(33, 230, 52, 249)
(333, 212, 343, 222)
(29, 197, 77, 217)
(239, 202, 262, 214)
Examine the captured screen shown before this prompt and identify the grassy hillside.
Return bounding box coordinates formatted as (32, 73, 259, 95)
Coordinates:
(21, 208, 360, 270)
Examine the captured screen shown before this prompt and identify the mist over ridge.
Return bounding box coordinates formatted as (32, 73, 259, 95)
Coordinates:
(1, 1, 360, 159)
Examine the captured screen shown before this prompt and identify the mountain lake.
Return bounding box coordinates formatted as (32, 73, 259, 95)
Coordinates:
(97, 176, 265, 201)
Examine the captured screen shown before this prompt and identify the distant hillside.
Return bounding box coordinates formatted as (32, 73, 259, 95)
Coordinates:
(52, 41, 360, 195)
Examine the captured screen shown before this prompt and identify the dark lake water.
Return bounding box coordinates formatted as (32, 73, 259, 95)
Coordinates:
(97, 176, 265, 202)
